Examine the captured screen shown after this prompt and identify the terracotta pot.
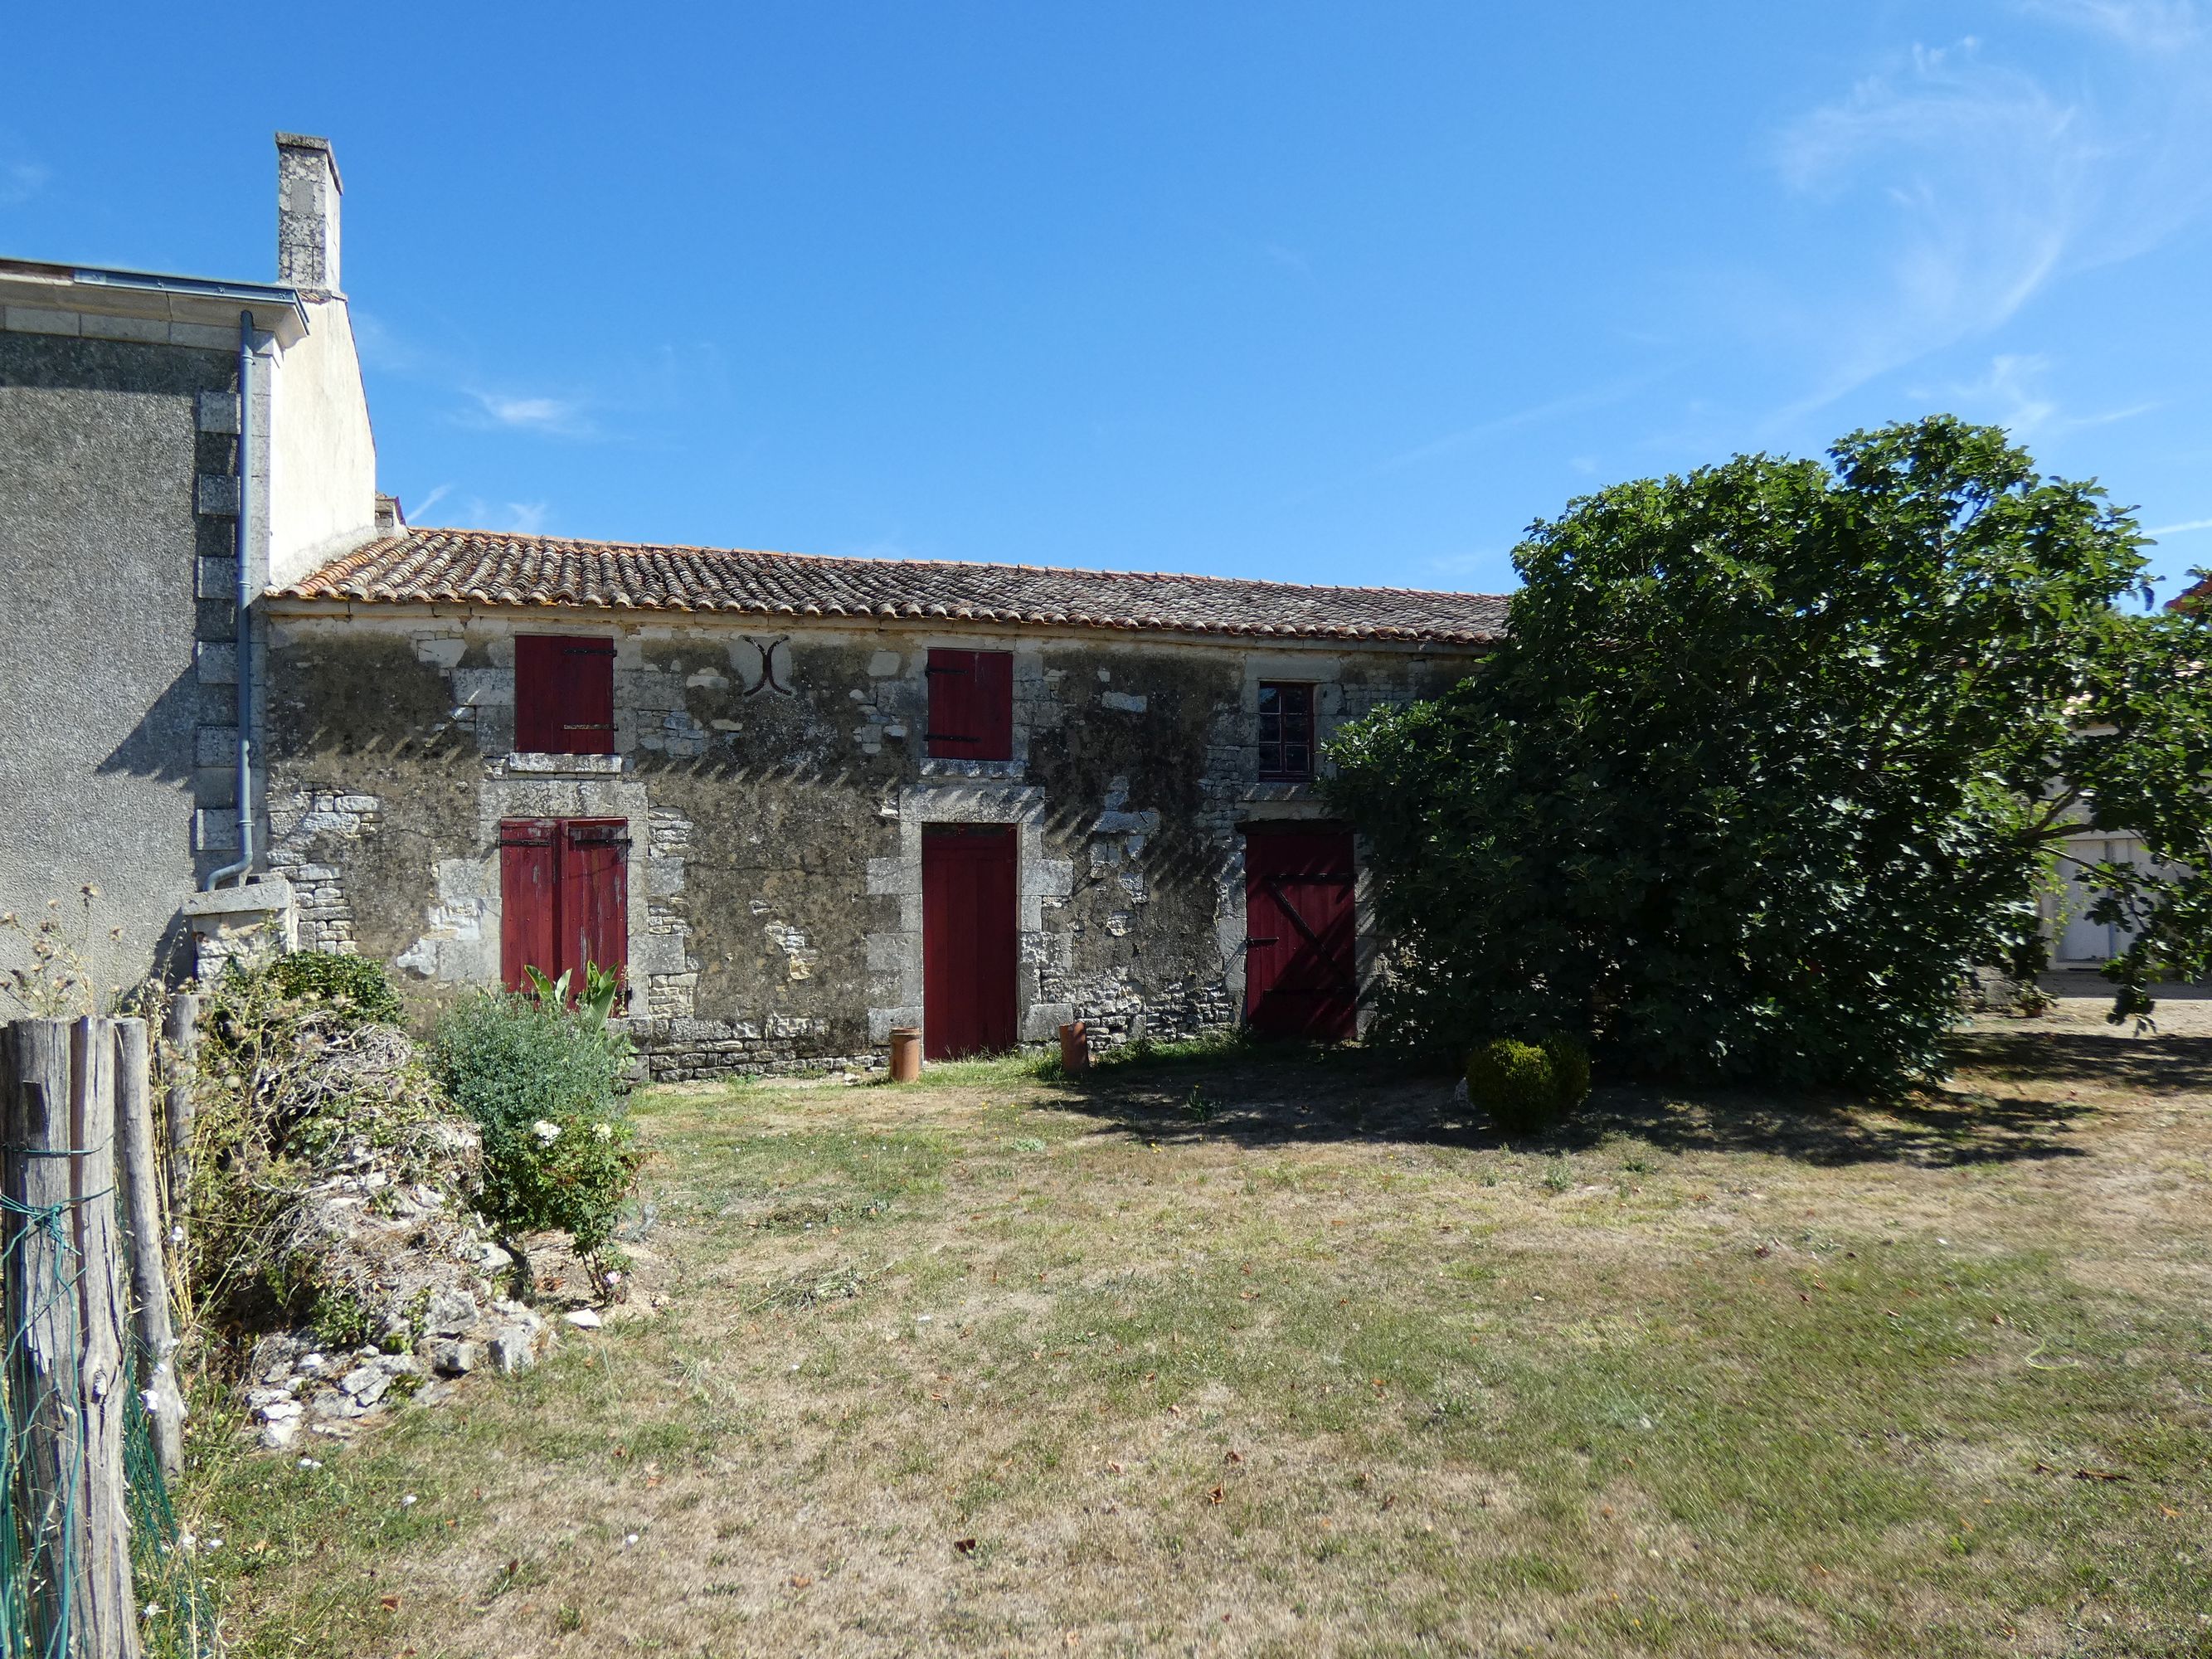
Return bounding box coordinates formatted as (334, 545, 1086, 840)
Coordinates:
(1057, 1020, 1089, 1073)
(887, 1026, 923, 1082)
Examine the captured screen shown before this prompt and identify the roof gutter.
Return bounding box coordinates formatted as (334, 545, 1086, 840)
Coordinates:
(66, 265, 309, 334)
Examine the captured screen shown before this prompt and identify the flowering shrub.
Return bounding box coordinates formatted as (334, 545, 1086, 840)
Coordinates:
(430, 992, 639, 1271)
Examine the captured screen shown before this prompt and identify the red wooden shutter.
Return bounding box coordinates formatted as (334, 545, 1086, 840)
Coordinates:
(513, 637, 562, 752)
(927, 649, 977, 758)
(498, 819, 558, 990)
(971, 651, 1014, 760)
(514, 635, 615, 754)
(560, 820, 629, 983)
(926, 649, 1013, 761)
(557, 640, 615, 755)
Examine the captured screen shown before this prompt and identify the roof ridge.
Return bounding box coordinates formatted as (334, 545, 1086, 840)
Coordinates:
(276, 525, 1511, 646)
(398, 525, 1505, 606)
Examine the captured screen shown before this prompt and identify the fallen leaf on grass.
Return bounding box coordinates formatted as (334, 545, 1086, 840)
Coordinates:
(379, 1596, 401, 1611)
(2073, 1467, 2129, 1482)
(1106, 1462, 1124, 1474)
(790, 1575, 813, 1588)
(1223, 1451, 1242, 1465)
(1207, 1485, 1225, 1505)
(953, 1538, 977, 1555)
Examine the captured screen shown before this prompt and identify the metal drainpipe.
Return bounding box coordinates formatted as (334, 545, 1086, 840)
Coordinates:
(203, 309, 256, 889)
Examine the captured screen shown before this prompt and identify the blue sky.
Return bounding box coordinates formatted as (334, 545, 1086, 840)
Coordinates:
(5, 2, 2209, 596)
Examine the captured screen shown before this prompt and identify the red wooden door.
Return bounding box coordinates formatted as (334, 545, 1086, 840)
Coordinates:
(499, 820, 559, 990)
(561, 820, 630, 985)
(499, 818, 629, 994)
(1243, 828, 1357, 1040)
(921, 825, 1018, 1059)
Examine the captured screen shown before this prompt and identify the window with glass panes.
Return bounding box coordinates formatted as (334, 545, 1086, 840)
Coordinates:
(1257, 682, 1314, 779)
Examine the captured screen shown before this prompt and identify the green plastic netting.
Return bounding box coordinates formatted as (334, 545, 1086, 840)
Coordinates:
(0, 1183, 217, 1658)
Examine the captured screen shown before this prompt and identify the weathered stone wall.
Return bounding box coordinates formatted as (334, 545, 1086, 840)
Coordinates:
(260, 608, 1477, 1077)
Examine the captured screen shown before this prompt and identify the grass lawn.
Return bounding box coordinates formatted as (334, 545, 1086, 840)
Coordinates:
(185, 1016, 2212, 1657)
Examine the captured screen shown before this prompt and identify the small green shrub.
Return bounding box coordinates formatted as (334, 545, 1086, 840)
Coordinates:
(310, 1282, 378, 1351)
(266, 951, 406, 1026)
(1466, 1039, 1562, 1133)
(1540, 1032, 1592, 1112)
(430, 993, 639, 1266)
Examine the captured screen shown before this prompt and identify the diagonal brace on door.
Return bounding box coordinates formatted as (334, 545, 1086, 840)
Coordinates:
(1261, 875, 1355, 986)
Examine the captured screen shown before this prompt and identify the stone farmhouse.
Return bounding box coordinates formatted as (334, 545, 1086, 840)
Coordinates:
(1, 134, 1502, 1078)
(2, 134, 2137, 1076)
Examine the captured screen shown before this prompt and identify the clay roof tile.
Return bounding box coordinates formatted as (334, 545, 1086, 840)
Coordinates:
(276, 528, 1509, 648)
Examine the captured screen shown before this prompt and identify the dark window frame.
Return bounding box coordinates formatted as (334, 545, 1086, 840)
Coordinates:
(1257, 682, 1316, 781)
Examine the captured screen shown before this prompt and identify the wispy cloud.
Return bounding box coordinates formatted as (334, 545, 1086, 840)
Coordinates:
(1372, 376, 1663, 475)
(2020, 0, 2201, 51)
(407, 483, 455, 521)
(0, 159, 46, 207)
(1762, 12, 2212, 419)
(497, 501, 551, 534)
(461, 391, 593, 438)
(1768, 43, 2096, 413)
(1919, 352, 2158, 440)
(2146, 516, 2212, 535)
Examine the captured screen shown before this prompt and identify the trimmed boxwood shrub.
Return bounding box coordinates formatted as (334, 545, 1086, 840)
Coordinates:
(1466, 1033, 1592, 1133)
(1541, 1032, 1592, 1113)
(266, 950, 406, 1026)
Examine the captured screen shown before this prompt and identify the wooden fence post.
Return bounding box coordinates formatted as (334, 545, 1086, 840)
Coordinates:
(160, 994, 197, 1228)
(2, 1017, 143, 1658)
(113, 1019, 182, 1477)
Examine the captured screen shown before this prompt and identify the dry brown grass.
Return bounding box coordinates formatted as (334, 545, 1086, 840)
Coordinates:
(189, 1014, 2212, 1657)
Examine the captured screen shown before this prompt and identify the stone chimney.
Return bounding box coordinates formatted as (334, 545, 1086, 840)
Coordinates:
(275, 133, 343, 294)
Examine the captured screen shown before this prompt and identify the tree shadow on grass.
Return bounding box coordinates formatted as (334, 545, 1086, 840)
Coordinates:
(1042, 1028, 2212, 1170)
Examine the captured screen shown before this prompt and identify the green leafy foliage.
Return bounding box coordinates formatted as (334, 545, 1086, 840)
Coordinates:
(1329, 417, 2212, 1088)
(1466, 1039, 1578, 1134)
(1539, 1032, 1592, 1112)
(267, 950, 406, 1026)
(430, 993, 639, 1262)
(522, 959, 624, 1029)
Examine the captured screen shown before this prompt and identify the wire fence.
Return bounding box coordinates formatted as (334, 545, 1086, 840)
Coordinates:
(0, 1018, 219, 1659)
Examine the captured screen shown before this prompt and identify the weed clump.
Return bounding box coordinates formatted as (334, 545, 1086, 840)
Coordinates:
(267, 951, 406, 1026)
(185, 958, 463, 1334)
(1466, 1034, 1591, 1134)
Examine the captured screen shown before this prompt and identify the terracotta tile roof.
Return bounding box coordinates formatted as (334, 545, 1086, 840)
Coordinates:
(276, 528, 1510, 646)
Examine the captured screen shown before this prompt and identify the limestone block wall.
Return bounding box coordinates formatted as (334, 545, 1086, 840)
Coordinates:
(260, 606, 1479, 1078)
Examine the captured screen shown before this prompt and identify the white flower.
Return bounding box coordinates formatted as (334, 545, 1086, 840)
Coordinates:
(532, 1120, 562, 1145)
(592, 1122, 613, 1142)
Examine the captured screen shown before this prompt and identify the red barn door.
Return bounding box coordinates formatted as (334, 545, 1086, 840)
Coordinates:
(921, 824, 1017, 1059)
(1243, 827, 1357, 1040)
